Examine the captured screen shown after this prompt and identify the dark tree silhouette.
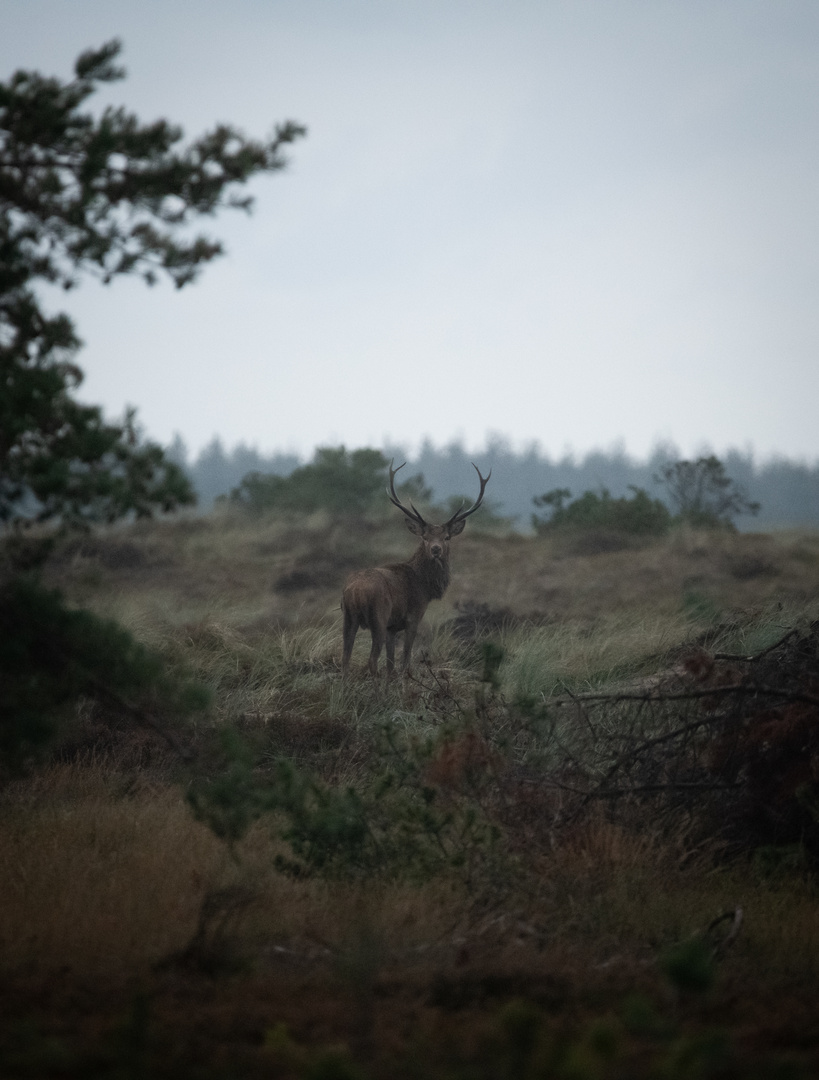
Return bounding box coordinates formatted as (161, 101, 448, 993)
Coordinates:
(0, 40, 304, 765)
(1, 39, 305, 542)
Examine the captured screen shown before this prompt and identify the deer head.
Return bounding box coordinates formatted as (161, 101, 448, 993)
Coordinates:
(386, 459, 491, 563)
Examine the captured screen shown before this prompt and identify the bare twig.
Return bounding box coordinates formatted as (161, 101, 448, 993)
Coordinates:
(81, 671, 194, 759)
(517, 776, 741, 799)
(43, 634, 197, 760)
(559, 682, 597, 740)
(704, 907, 744, 958)
(591, 781, 742, 799)
(602, 714, 729, 783)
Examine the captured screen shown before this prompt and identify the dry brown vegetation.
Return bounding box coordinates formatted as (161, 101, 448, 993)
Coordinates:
(3, 511, 819, 1078)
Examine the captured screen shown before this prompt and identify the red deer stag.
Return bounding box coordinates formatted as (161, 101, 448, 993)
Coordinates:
(341, 461, 491, 676)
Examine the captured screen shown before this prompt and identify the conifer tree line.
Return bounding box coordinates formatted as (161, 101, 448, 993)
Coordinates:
(179, 436, 819, 530)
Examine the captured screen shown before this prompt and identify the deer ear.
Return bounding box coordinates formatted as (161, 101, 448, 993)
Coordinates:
(404, 517, 424, 537)
(448, 519, 467, 537)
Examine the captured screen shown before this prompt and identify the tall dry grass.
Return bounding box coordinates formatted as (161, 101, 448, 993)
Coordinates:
(5, 755, 819, 998)
(0, 754, 489, 981)
(0, 759, 226, 976)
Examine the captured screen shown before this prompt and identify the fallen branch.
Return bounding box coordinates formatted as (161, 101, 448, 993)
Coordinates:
(547, 682, 819, 710)
(713, 628, 798, 663)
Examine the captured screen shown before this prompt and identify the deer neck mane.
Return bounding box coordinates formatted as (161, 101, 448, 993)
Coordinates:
(410, 545, 450, 600)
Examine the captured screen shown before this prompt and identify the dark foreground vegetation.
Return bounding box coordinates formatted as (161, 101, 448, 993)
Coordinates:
(2, 511, 819, 1078)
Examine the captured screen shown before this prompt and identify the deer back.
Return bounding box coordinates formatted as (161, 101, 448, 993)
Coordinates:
(343, 543, 447, 632)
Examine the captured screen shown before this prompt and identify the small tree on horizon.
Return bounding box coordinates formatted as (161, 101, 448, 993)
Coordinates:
(1, 39, 305, 554)
(655, 456, 760, 529)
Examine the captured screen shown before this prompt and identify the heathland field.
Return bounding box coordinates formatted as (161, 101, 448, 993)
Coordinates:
(3, 510, 819, 1078)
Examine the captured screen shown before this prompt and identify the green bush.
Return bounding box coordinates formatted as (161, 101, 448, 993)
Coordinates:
(187, 724, 499, 882)
(229, 446, 428, 518)
(532, 485, 672, 537)
(0, 576, 208, 769)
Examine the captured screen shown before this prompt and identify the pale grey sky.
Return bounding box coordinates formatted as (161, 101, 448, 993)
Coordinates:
(3, 1, 818, 461)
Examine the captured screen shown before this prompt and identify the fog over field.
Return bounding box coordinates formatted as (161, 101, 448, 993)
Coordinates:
(2, 0, 818, 464)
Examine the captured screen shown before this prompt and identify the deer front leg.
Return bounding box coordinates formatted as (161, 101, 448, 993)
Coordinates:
(401, 620, 419, 674)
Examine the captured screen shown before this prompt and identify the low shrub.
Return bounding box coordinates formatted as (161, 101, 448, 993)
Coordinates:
(532, 486, 672, 541)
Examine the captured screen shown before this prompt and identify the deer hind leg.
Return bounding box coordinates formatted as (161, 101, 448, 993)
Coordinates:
(342, 607, 358, 676)
(367, 623, 386, 677)
(385, 629, 397, 675)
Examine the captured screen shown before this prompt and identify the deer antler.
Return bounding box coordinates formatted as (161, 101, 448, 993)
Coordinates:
(443, 464, 492, 529)
(387, 460, 428, 527)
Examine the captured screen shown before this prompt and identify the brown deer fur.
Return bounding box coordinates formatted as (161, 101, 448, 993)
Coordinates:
(341, 462, 490, 677)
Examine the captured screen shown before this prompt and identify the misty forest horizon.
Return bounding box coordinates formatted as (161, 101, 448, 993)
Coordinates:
(171, 433, 819, 530)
